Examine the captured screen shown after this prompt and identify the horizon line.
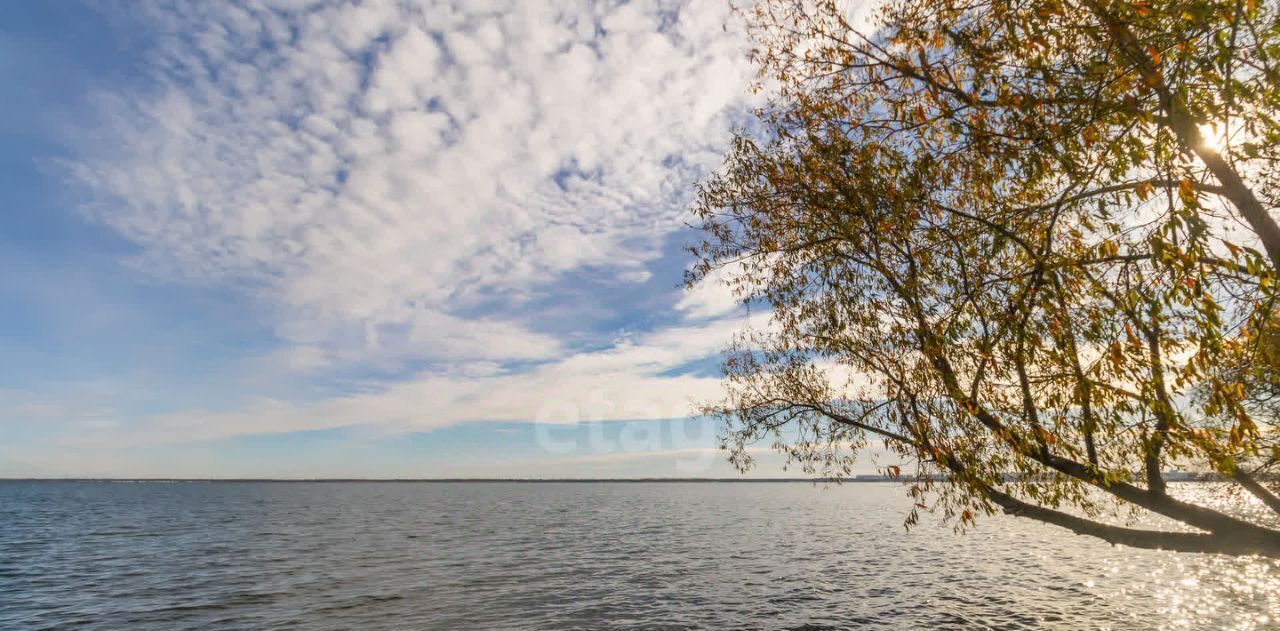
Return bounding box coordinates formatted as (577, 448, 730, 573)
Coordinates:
(0, 477, 891, 483)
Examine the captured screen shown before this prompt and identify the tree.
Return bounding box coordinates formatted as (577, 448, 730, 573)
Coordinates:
(690, 0, 1280, 556)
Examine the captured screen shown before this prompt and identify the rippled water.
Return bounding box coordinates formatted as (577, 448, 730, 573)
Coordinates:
(1, 481, 1276, 629)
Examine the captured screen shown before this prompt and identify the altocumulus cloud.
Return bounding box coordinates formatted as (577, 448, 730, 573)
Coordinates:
(56, 0, 759, 443)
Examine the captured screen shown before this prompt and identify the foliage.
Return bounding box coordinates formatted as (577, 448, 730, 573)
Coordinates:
(690, 0, 1280, 555)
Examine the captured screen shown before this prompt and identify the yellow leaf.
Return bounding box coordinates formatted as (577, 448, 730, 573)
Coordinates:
(1136, 181, 1154, 200)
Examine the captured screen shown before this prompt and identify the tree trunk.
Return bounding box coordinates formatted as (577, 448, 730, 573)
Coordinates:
(983, 485, 1280, 557)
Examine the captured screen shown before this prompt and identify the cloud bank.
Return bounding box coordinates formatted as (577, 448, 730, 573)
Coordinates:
(53, 0, 760, 443)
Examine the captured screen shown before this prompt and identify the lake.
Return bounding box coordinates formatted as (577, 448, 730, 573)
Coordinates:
(1, 481, 1275, 629)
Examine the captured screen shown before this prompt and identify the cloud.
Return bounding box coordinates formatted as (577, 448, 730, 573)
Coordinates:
(67, 0, 757, 368)
(30, 312, 759, 447)
(676, 260, 748, 320)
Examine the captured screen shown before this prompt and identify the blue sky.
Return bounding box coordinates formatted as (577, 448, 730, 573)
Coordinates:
(0, 0, 817, 478)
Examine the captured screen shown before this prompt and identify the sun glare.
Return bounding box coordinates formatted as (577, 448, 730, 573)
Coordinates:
(1198, 122, 1230, 155)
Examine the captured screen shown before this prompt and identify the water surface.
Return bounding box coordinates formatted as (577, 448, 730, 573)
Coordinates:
(1, 481, 1275, 629)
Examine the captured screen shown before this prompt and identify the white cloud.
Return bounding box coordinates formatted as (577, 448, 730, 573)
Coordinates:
(68, 0, 757, 368)
(33, 313, 759, 447)
(676, 261, 747, 320)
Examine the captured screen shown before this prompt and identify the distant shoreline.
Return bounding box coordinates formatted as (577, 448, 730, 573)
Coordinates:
(0, 476, 1227, 483)
(0, 477, 880, 483)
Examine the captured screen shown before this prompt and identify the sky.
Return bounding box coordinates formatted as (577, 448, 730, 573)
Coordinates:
(0, 0, 831, 478)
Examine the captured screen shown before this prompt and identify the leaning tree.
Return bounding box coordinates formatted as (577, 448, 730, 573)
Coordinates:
(690, 0, 1280, 555)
